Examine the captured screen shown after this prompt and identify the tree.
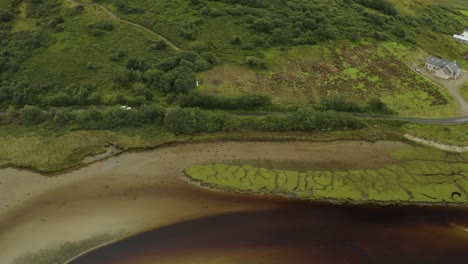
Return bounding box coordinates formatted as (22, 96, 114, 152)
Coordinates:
(271, 28, 292, 45)
(20, 105, 46, 126)
(164, 108, 206, 135)
(173, 68, 196, 94)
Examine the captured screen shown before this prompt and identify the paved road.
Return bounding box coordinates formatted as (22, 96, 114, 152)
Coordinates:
(356, 114, 468, 125)
(230, 112, 468, 124)
(64, 0, 181, 51)
(1, 109, 467, 125)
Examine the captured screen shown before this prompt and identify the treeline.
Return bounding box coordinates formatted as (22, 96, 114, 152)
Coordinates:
(164, 107, 367, 135)
(2, 104, 165, 129)
(1, 104, 367, 135)
(179, 91, 396, 115)
(319, 93, 396, 115)
(179, 91, 271, 110)
(113, 50, 220, 96)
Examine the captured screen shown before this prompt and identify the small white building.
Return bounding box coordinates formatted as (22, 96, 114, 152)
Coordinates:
(425, 56, 462, 80)
(453, 29, 468, 44)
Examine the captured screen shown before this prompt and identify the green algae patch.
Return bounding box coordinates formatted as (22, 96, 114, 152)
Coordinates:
(185, 152, 468, 205)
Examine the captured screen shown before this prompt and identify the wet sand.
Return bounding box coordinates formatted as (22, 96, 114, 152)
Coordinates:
(0, 141, 411, 263)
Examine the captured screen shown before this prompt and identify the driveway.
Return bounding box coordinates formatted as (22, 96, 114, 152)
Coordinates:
(418, 68, 468, 116)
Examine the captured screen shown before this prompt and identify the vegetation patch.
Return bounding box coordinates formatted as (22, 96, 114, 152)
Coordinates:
(461, 83, 468, 102)
(0, 124, 173, 172)
(403, 123, 468, 147)
(185, 148, 468, 204)
(198, 43, 457, 117)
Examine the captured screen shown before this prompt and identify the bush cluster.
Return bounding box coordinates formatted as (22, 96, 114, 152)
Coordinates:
(164, 107, 367, 135)
(12, 104, 165, 129)
(179, 91, 271, 110)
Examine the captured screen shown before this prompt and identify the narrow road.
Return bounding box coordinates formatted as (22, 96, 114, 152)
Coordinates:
(64, 0, 181, 51)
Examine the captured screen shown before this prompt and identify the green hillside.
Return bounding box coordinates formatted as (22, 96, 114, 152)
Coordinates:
(0, 0, 467, 115)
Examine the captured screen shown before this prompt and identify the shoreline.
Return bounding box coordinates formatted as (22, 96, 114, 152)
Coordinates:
(404, 134, 468, 153)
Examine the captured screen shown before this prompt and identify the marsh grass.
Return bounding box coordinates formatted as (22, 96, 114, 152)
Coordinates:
(0, 121, 404, 172)
(185, 148, 468, 204)
(0, 124, 173, 172)
(403, 123, 468, 147)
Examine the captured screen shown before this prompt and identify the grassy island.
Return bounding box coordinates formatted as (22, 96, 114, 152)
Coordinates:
(185, 148, 468, 205)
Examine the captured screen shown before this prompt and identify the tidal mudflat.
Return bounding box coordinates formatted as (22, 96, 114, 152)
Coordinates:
(1, 140, 466, 263)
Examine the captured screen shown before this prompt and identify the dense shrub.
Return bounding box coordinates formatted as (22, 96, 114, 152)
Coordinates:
(180, 91, 272, 110)
(319, 93, 364, 113)
(164, 108, 227, 135)
(20, 105, 48, 126)
(352, 0, 397, 16)
(164, 106, 367, 135)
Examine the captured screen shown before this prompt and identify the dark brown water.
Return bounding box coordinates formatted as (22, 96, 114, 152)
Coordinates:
(70, 203, 468, 264)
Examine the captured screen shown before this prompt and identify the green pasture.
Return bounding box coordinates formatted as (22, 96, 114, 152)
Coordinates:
(185, 147, 468, 204)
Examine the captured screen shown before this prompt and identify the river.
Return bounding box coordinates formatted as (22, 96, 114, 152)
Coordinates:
(69, 203, 468, 264)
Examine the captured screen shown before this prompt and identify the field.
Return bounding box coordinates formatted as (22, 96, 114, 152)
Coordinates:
(199, 43, 458, 117)
(185, 147, 468, 204)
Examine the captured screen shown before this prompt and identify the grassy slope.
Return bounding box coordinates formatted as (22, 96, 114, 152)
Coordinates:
(185, 147, 468, 204)
(1, 0, 467, 116)
(13, 1, 176, 95)
(199, 42, 459, 117)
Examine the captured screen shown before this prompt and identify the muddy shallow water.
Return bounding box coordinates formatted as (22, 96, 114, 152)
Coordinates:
(1, 140, 467, 263)
(71, 203, 468, 264)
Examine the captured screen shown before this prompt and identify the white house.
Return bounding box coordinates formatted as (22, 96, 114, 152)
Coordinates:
(425, 56, 462, 80)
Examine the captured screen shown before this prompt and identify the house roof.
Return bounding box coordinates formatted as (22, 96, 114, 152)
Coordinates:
(447, 61, 461, 72)
(443, 67, 451, 75)
(426, 56, 448, 67)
